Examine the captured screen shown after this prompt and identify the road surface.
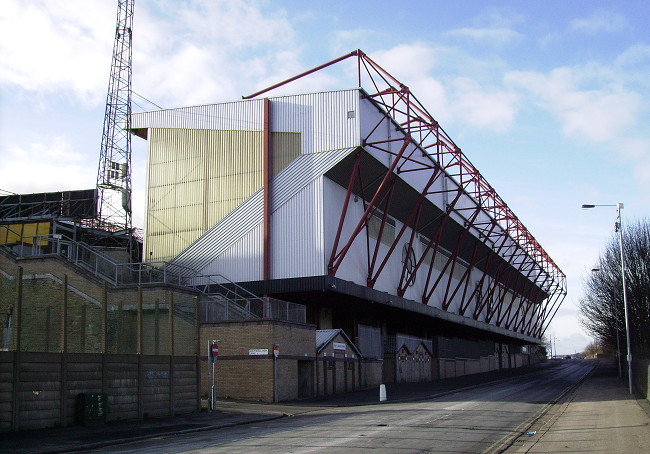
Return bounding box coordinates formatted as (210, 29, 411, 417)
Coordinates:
(83, 360, 594, 454)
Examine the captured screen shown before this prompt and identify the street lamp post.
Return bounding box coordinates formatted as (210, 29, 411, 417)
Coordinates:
(582, 203, 633, 394)
(551, 334, 557, 359)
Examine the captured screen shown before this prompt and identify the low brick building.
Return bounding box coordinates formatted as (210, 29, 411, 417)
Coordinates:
(199, 324, 382, 402)
(200, 321, 315, 402)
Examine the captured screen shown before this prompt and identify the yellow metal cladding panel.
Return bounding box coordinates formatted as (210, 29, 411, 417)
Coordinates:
(145, 128, 265, 262)
(272, 132, 301, 176)
(0, 222, 50, 245)
(145, 211, 172, 236)
(175, 205, 205, 232)
(174, 155, 204, 182)
(147, 186, 174, 212)
(174, 180, 204, 207)
(205, 130, 264, 177)
(1, 224, 21, 244)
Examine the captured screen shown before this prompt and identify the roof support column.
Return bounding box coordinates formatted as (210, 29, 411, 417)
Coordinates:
(263, 98, 272, 280)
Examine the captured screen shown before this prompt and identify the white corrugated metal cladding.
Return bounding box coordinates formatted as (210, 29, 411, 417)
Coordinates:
(132, 90, 361, 269)
(132, 88, 542, 331)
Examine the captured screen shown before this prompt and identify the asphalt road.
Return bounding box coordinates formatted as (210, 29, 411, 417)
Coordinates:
(82, 360, 594, 454)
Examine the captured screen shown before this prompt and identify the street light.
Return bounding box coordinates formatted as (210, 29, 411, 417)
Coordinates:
(582, 203, 633, 394)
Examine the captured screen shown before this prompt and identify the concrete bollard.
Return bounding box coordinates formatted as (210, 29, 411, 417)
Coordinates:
(379, 384, 387, 402)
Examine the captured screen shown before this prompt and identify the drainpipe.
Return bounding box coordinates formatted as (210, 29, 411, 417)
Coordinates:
(263, 98, 271, 281)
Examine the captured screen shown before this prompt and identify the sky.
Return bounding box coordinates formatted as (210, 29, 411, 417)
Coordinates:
(1, 0, 649, 355)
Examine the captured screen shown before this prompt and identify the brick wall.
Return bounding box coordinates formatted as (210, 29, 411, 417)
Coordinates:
(0, 252, 199, 357)
(200, 321, 316, 402)
(199, 323, 383, 401)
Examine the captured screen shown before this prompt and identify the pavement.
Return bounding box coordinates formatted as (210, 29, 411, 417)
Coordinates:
(1, 359, 648, 454)
(503, 359, 650, 453)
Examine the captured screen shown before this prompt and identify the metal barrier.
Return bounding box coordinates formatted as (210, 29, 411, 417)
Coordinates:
(0, 231, 306, 323)
(265, 297, 307, 324)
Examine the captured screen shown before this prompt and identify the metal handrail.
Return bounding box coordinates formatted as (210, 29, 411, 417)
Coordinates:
(0, 233, 258, 311)
(0, 231, 305, 322)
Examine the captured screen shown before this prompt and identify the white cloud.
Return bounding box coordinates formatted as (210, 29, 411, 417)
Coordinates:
(447, 7, 524, 46)
(0, 136, 95, 193)
(472, 7, 525, 29)
(570, 10, 627, 34)
(372, 44, 438, 83)
(538, 32, 561, 49)
(176, 0, 294, 50)
(132, 0, 304, 107)
(617, 138, 650, 182)
(560, 89, 639, 142)
(450, 77, 519, 131)
(0, 0, 114, 106)
(0, 0, 305, 109)
(615, 43, 650, 66)
(370, 44, 450, 122)
(505, 67, 641, 142)
(370, 44, 520, 132)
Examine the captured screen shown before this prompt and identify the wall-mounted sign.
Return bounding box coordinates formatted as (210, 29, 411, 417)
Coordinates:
(333, 342, 346, 351)
(249, 348, 269, 356)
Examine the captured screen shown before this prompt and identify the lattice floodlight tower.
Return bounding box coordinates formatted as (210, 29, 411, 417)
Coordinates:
(243, 50, 567, 338)
(96, 0, 134, 233)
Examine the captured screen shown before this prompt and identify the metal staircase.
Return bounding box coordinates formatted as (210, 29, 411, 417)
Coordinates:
(0, 227, 302, 322)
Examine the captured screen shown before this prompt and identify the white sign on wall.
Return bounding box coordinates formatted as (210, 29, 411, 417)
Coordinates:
(249, 349, 269, 356)
(333, 342, 346, 351)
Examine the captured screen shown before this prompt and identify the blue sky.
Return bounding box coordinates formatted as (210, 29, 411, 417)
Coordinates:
(1, 0, 649, 355)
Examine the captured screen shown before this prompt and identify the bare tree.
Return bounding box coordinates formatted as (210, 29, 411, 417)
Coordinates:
(583, 339, 605, 359)
(579, 219, 650, 359)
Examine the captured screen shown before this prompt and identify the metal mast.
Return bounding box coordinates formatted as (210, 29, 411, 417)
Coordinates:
(96, 0, 134, 232)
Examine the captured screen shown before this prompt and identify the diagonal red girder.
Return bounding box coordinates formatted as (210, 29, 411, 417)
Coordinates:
(244, 49, 566, 338)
